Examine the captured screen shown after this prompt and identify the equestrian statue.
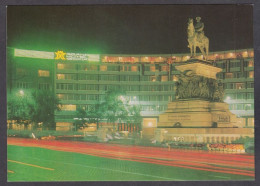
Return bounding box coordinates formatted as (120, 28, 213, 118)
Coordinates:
(187, 17, 209, 60)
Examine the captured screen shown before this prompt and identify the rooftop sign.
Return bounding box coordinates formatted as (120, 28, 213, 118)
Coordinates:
(14, 49, 100, 62)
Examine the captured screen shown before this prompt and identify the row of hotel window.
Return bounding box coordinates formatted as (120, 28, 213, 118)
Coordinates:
(59, 104, 168, 112)
(57, 63, 169, 72)
(223, 82, 254, 89)
(217, 71, 254, 79)
(15, 81, 254, 91)
(16, 82, 50, 90)
(229, 103, 254, 110)
(57, 94, 171, 102)
(225, 93, 254, 100)
(56, 74, 170, 82)
(215, 60, 254, 68)
(56, 84, 173, 91)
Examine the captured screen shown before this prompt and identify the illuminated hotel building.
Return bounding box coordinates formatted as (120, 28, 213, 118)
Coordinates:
(7, 48, 254, 131)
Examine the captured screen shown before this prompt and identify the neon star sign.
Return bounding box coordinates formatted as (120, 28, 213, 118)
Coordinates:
(14, 49, 100, 62)
(55, 51, 66, 60)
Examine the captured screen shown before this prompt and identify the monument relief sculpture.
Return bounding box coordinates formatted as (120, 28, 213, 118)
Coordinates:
(175, 71, 224, 102)
(187, 17, 209, 59)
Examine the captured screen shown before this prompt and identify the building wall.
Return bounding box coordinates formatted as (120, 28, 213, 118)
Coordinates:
(7, 48, 254, 130)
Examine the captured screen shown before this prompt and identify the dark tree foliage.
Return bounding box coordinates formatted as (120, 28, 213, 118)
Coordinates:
(30, 90, 60, 130)
(7, 91, 34, 127)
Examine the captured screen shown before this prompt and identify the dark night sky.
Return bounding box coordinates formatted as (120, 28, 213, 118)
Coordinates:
(7, 5, 253, 54)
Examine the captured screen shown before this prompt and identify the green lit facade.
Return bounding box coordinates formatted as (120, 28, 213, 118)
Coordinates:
(7, 48, 254, 130)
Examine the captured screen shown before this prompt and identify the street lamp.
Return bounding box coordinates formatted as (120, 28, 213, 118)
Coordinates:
(19, 90, 24, 96)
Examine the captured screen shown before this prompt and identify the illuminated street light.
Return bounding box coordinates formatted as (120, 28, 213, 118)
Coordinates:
(19, 90, 24, 96)
(224, 96, 231, 103)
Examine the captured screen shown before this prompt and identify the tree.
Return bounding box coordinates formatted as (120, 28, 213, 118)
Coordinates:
(100, 90, 130, 130)
(74, 107, 88, 131)
(129, 105, 142, 131)
(30, 90, 60, 130)
(75, 104, 104, 131)
(7, 90, 34, 129)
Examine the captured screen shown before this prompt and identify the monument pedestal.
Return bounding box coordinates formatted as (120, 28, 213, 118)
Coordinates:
(158, 99, 238, 128)
(150, 60, 254, 143)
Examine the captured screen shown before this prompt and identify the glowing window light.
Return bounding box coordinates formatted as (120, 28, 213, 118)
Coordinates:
(60, 104, 76, 111)
(148, 122, 153, 127)
(248, 61, 254, 67)
(242, 51, 248, 58)
(14, 49, 54, 59)
(38, 70, 50, 77)
(57, 74, 65, 80)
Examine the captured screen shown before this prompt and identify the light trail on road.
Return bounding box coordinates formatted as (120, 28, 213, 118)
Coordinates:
(8, 138, 255, 177)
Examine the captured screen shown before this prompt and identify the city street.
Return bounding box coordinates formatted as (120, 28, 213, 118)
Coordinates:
(7, 138, 254, 181)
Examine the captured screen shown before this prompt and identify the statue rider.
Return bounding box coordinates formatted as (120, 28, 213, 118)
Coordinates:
(194, 17, 204, 43)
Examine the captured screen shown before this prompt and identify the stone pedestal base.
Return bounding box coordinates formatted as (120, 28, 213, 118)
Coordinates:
(154, 127, 254, 143)
(158, 99, 238, 128)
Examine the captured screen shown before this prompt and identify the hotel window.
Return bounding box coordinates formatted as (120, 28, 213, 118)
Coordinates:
(161, 76, 168, 82)
(16, 82, 30, 89)
(248, 60, 254, 67)
(120, 66, 130, 72)
(131, 66, 138, 72)
(129, 85, 139, 91)
(57, 63, 75, 70)
(78, 74, 86, 80)
(84, 65, 98, 71)
(86, 95, 98, 100)
(233, 72, 245, 78)
(99, 85, 108, 91)
(245, 104, 253, 111)
(247, 82, 254, 89)
(86, 85, 98, 91)
(236, 104, 244, 110)
(230, 61, 241, 68)
(149, 96, 157, 101)
(150, 76, 156, 82)
(79, 84, 86, 90)
(235, 83, 245, 90)
(224, 83, 234, 89)
(247, 93, 254, 99)
(150, 66, 156, 72)
(56, 83, 75, 90)
(16, 68, 27, 76)
(141, 76, 149, 81)
(144, 66, 150, 71)
(57, 74, 65, 80)
(163, 95, 169, 101)
(66, 74, 77, 80)
(38, 70, 50, 77)
(79, 94, 86, 100)
(100, 65, 107, 71)
(248, 71, 254, 78)
(86, 75, 98, 81)
(129, 75, 139, 81)
(107, 66, 119, 71)
(236, 93, 246, 100)
(60, 104, 76, 111)
(225, 73, 233, 79)
(108, 75, 119, 81)
(57, 63, 64, 69)
(57, 94, 64, 99)
(161, 65, 169, 72)
(38, 83, 49, 90)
